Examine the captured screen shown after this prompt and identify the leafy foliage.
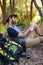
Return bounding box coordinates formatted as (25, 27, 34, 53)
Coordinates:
(0, 0, 43, 33)
(16, 19, 30, 29)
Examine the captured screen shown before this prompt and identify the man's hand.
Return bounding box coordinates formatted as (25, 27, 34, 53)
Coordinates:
(29, 22, 36, 32)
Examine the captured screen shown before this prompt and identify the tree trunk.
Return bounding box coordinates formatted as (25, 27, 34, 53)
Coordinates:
(2, 0, 6, 23)
(30, 0, 33, 21)
(41, 0, 43, 12)
(10, 0, 14, 14)
(33, 0, 43, 17)
(41, 0, 43, 5)
(0, 0, 6, 23)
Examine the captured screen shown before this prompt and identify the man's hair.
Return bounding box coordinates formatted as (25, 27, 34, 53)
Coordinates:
(5, 14, 17, 24)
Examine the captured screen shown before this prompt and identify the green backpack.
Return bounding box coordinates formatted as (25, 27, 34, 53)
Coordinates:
(0, 34, 30, 65)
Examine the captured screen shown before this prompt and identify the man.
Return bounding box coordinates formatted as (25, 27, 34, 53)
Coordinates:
(5, 14, 43, 47)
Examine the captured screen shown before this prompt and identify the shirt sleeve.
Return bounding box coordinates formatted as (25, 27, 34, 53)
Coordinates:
(7, 27, 19, 37)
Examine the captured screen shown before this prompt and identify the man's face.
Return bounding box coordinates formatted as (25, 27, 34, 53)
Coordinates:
(12, 16, 17, 24)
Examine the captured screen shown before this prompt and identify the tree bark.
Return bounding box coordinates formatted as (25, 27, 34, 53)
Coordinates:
(10, 0, 14, 14)
(41, 0, 43, 5)
(0, 0, 6, 24)
(30, 0, 33, 21)
(41, 0, 43, 12)
(33, 0, 43, 17)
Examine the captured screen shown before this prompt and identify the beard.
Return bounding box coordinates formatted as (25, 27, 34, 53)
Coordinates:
(12, 20, 16, 24)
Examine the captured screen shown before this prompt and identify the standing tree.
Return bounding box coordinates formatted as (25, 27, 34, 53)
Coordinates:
(41, 0, 43, 6)
(41, 0, 43, 11)
(10, 0, 14, 14)
(33, 0, 43, 17)
(30, 0, 33, 21)
(0, 0, 6, 23)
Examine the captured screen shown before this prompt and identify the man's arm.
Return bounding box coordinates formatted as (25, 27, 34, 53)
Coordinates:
(17, 28, 30, 38)
(7, 27, 30, 38)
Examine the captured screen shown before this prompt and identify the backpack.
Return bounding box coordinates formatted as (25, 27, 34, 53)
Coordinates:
(0, 34, 30, 65)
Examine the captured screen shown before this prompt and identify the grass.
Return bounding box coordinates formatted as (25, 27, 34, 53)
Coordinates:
(0, 23, 7, 34)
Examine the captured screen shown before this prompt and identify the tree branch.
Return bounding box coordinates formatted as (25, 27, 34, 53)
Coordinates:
(0, 0, 3, 9)
(33, 0, 43, 17)
(30, 0, 33, 20)
(41, 0, 43, 5)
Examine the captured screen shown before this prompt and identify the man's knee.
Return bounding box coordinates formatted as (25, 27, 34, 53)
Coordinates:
(39, 37, 43, 43)
(34, 24, 39, 30)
